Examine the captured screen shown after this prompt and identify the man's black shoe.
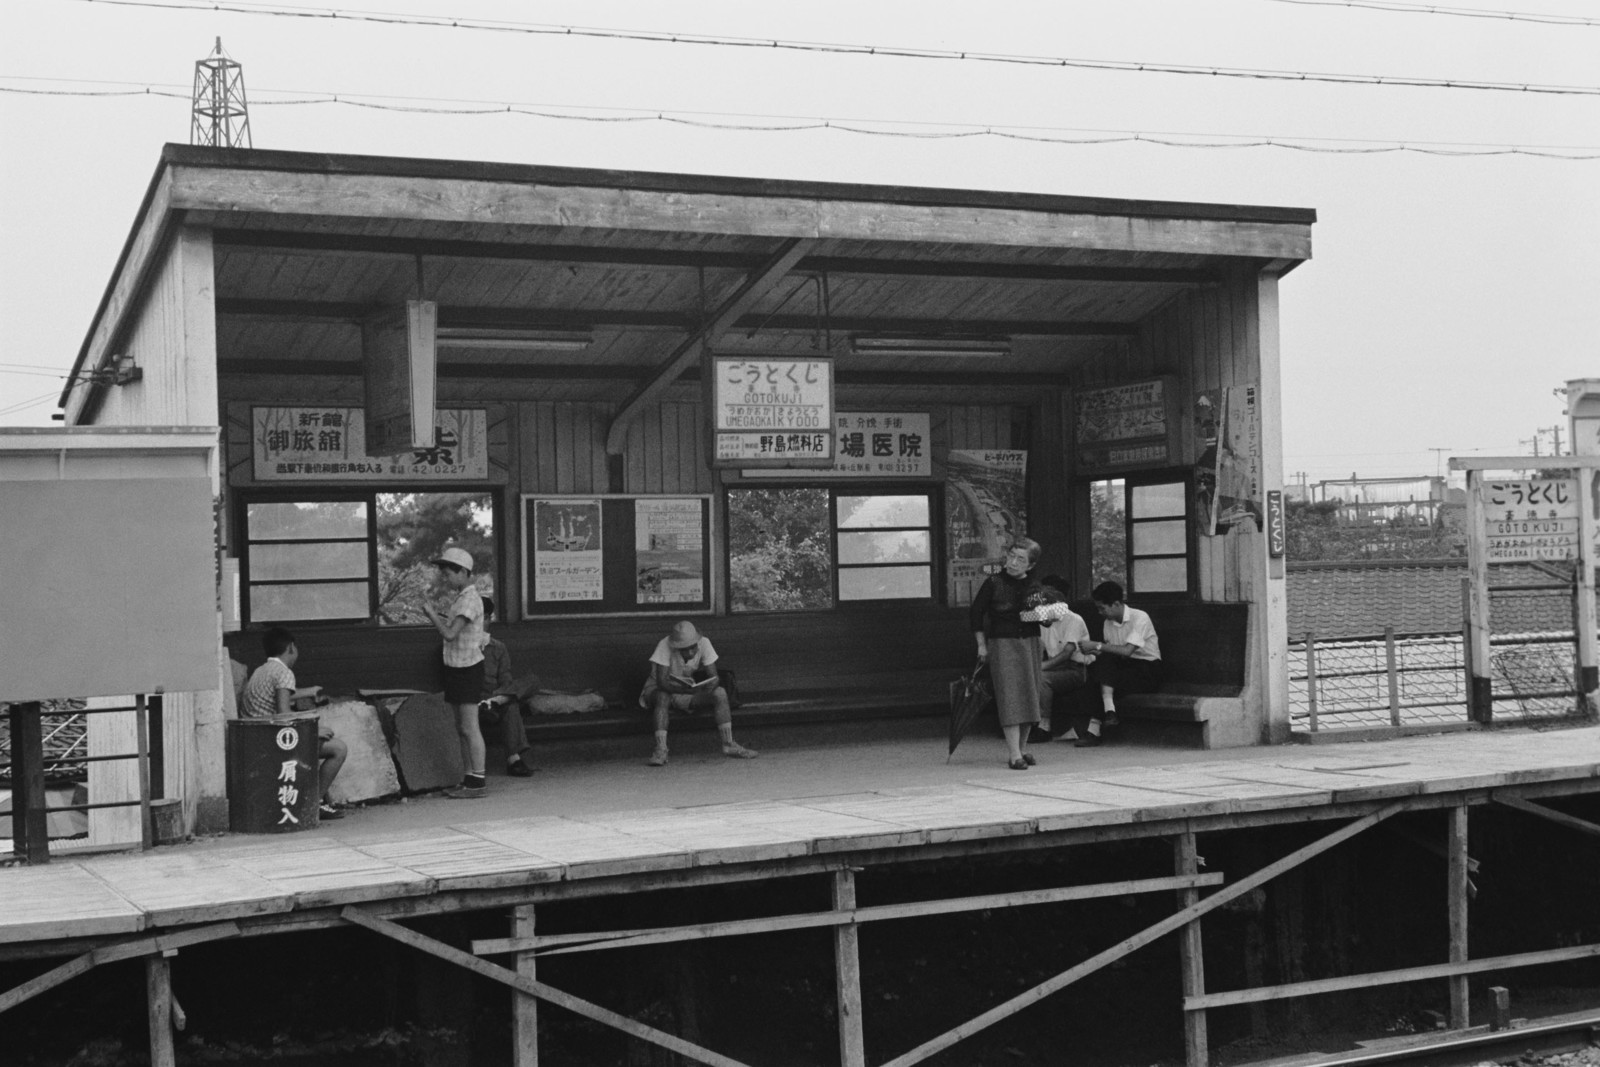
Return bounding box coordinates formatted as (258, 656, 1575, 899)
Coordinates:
(1027, 726, 1054, 745)
(1074, 734, 1103, 748)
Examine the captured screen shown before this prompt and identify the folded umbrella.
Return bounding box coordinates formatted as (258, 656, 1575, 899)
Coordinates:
(948, 659, 994, 762)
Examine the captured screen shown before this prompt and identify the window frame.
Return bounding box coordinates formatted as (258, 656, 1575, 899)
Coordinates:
(1122, 470, 1197, 600)
(723, 482, 943, 615)
(235, 486, 501, 628)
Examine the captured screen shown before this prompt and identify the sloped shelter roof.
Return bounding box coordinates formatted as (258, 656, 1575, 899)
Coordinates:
(62, 145, 1313, 425)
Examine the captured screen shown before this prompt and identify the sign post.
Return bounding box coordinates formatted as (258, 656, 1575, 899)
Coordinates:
(1453, 456, 1600, 721)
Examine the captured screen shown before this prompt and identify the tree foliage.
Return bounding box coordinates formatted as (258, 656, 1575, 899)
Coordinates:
(1090, 489, 1126, 587)
(1285, 498, 1463, 561)
(726, 488, 832, 611)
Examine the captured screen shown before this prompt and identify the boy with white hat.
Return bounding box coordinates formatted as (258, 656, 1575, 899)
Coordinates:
(639, 620, 757, 767)
(423, 546, 489, 797)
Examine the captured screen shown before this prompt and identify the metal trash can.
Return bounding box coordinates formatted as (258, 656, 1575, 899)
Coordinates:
(226, 715, 320, 832)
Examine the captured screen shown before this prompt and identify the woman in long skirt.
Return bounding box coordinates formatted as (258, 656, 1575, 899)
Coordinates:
(969, 537, 1045, 769)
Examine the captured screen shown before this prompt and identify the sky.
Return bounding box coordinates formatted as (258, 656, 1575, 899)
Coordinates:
(2, 0, 1596, 486)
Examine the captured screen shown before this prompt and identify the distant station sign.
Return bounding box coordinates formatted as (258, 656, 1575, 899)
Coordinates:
(1481, 478, 1579, 562)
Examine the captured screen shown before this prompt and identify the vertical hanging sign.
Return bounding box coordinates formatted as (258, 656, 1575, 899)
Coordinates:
(364, 300, 437, 456)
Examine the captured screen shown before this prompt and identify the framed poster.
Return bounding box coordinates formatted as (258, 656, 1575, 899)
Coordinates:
(530, 498, 603, 602)
(522, 494, 714, 617)
(708, 355, 835, 469)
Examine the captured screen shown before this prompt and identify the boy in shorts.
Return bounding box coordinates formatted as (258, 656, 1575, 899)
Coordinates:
(639, 621, 757, 767)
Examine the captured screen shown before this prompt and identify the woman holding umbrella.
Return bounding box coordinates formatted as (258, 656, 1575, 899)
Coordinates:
(969, 537, 1046, 770)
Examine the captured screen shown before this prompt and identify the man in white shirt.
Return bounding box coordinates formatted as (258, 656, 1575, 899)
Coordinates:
(1075, 580, 1164, 747)
(1033, 575, 1095, 744)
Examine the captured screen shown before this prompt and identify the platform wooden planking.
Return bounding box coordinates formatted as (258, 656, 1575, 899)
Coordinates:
(343, 829, 564, 892)
(6, 730, 1600, 949)
(81, 852, 294, 927)
(0, 865, 145, 942)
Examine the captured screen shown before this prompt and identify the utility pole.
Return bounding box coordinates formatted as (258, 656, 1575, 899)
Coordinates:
(1546, 424, 1565, 457)
(1429, 447, 1453, 478)
(191, 38, 252, 148)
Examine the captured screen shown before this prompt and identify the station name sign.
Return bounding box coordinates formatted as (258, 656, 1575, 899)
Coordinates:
(1480, 478, 1579, 562)
(709, 356, 835, 469)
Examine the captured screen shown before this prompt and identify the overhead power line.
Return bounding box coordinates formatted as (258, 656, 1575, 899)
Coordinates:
(4, 77, 1598, 159)
(1268, 0, 1600, 27)
(73, 0, 1600, 97)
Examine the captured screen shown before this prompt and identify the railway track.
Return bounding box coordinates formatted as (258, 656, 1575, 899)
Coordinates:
(1273, 1013, 1600, 1067)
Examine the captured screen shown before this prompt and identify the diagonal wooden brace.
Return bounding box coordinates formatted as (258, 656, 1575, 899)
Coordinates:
(882, 803, 1405, 1067)
(340, 906, 755, 1067)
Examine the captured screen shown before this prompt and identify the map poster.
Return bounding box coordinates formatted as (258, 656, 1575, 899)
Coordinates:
(252, 407, 487, 482)
(945, 450, 1028, 597)
(532, 498, 603, 602)
(636, 499, 706, 604)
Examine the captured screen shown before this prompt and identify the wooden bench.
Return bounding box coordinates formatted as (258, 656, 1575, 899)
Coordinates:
(231, 609, 975, 744)
(1078, 599, 1252, 749)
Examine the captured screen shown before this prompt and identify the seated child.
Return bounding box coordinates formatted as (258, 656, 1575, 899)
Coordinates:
(239, 626, 348, 820)
(638, 620, 757, 767)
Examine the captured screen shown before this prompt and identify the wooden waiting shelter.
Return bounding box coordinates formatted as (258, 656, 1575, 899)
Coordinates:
(52, 144, 1312, 841)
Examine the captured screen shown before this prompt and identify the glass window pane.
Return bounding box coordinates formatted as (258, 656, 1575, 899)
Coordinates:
(1133, 557, 1187, 593)
(837, 495, 929, 529)
(249, 581, 370, 622)
(1132, 520, 1186, 556)
(727, 488, 832, 612)
(1090, 479, 1126, 587)
(838, 530, 930, 566)
(839, 566, 932, 601)
(248, 501, 367, 540)
(249, 542, 369, 581)
(1131, 482, 1187, 519)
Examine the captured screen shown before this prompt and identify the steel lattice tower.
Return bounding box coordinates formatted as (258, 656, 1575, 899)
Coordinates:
(191, 38, 252, 148)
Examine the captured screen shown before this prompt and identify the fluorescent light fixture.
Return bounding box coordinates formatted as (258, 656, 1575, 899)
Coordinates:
(850, 334, 1011, 357)
(435, 327, 593, 351)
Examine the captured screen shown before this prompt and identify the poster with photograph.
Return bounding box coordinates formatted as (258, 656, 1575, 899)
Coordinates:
(532, 498, 603, 601)
(635, 498, 706, 603)
(945, 449, 1028, 597)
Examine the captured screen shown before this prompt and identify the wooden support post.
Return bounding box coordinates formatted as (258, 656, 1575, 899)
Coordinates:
(1576, 475, 1599, 714)
(1447, 803, 1470, 1029)
(8, 702, 48, 864)
(1466, 472, 1493, 723)
(146, 952, 176, 1067)
(1304, 633, 1319, 733)
(136, 694, 154, 850)
(1174, 832, 1209, 1067)
(833, 869, 867, 1067)
(1385, 627, 1401, 728)
(512, 904, 538, 1067)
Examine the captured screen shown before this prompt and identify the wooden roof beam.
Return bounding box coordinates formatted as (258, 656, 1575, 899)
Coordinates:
(212, 229, 1220, 284)
(604, 238, 815, 455)
(215, 299, 1138, 337)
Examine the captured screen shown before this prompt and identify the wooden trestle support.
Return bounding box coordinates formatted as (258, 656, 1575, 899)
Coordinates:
(13, 790, 1600, 1066)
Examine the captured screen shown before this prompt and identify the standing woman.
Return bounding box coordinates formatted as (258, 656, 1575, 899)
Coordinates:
(423, 546, 489, 799)
(970, 537, 1046, 770)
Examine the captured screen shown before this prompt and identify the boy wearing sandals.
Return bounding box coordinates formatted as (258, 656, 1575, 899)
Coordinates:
(639, 621, 757, 767)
